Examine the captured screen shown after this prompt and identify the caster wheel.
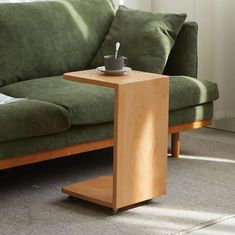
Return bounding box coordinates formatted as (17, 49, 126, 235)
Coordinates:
(145, 199, 152, 204)
(112, 209, 118, 215)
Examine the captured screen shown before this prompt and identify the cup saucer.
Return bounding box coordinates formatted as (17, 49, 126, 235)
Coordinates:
(97, 66, 132, 76)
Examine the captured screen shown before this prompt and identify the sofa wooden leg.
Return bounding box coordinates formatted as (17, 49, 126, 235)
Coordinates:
(171, 133, 180, 158)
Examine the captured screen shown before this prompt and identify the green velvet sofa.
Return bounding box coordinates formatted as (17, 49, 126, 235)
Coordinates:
(0, 0, 219, 169)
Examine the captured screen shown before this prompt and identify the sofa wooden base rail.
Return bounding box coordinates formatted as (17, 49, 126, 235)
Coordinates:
(169, 120, 212, 158)
(0, 120, 212, 170)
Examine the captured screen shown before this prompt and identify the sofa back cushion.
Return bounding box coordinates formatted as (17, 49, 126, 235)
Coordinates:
(0, 0, 114, 87)
(91, 6, 186, 74)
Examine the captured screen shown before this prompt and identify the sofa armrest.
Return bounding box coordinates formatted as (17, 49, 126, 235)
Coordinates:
(164, 22, 198, 78)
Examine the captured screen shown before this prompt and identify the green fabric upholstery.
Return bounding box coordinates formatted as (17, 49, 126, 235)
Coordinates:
(0, 0, 114, 87)
(0, 76, 219, 128)
(0, 1, 219, 162)
(0, 102, 213, 160)
(0, 99, 70, 142)
(169, 102, 213, 126)
(0, 123, 113, 160)
(0, 76, 114, 126)
(164, 22, 198, 78)
(170, 76, 219, 111)
(91, 6, 186, 74)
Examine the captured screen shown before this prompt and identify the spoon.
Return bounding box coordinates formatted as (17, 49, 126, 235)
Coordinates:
(115, 42, 120, 59)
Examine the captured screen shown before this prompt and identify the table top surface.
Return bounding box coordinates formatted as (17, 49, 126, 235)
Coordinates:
(64, 69, 168, 88)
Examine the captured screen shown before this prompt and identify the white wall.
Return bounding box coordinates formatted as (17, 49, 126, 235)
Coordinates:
(152, 0, 235, 121)
(211, 1, 235, 119)
(113, 0, 151, 11)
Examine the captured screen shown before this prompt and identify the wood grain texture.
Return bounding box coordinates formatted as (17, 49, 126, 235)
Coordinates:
(62, 70, 169, 209)
(169, 120, 212, 134)
(113, 78, 169, 208)
(64, 69, 168, 88)
(62, 176, 113, 208)
(171, 133, 180, 158)
(0, 139, 113, 170)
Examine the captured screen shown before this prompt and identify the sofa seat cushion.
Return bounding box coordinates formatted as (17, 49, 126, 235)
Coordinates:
(0, 123, 113, 160)
(170, 102, 213, 126)
(0, 99, 70, 142)
(0, 75, 219, 127)
(170, 76, 219, 111)
(0, 76, 114, 126)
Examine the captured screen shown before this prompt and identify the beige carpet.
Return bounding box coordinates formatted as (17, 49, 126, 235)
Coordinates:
(0, 128, 234, 235)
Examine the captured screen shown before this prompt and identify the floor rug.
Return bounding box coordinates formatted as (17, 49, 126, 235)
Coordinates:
(0, 129, 234, 235)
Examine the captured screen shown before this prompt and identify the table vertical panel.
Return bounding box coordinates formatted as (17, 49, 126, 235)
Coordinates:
(113, 78, 169, 209)
(62, 70, 169, 210)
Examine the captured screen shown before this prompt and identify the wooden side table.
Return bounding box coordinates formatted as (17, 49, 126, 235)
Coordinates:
(62, 69, 169, 211)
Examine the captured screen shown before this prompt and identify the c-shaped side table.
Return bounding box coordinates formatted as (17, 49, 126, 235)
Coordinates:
(62, 69, 169, 211)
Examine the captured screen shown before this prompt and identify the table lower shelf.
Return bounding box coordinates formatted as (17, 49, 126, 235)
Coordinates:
(62, 175, 113, 208)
